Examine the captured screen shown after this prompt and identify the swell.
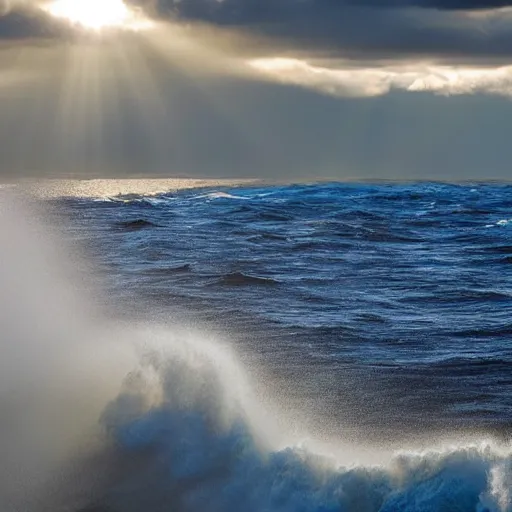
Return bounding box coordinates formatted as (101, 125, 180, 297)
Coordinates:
(212, 271, 280, 287)
(115, 219, 162, 231)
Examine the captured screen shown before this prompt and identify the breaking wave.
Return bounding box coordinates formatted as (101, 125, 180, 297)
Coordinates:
(94, 336, 512, 512)
(0, 192, 511, 512)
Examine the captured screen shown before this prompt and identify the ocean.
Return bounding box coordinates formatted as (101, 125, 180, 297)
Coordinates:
(2, 182, 512, 511)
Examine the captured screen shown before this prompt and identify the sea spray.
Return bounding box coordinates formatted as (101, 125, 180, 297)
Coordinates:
(0, 193, 136, 511)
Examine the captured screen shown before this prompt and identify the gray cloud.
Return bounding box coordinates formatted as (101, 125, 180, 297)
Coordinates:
(148, 0, 512, 22)
(3, 0, 512, 63)
(0, 4, 74, 39)
(167, 3, 512, 61)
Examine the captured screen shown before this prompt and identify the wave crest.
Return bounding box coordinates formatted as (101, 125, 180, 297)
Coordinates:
(86, 327, 512, 512)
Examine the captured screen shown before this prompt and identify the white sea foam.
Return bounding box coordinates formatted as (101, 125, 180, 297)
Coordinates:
(193, 190, 251, 200)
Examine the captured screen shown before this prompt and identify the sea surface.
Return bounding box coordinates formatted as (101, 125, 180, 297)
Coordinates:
(37, 183, 512, 510)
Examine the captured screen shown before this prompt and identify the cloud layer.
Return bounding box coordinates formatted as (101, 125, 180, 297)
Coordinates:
(250, 57, 512, 98)
(3, 0, 512, 63)
(146, 0, 512, 60)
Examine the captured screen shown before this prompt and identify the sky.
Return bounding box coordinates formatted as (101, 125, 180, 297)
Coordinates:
(1, 0, 512, 180)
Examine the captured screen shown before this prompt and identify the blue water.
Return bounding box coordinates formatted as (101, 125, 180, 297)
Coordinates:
(53, 182, 512, 511)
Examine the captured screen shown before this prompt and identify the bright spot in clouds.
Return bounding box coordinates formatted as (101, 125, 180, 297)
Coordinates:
(43, 0, 152, 31)
(250, 57, 512, 99)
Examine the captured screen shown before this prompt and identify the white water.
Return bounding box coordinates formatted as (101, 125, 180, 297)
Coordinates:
(0, 193, 510, 512)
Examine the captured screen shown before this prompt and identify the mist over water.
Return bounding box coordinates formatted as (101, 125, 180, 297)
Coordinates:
(0, 194, 135, 510)
(1, 188, 512, 511)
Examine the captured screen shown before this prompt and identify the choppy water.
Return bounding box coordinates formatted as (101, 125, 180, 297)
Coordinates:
(16, 182, 512, 511)
(61, 183, 512, 440)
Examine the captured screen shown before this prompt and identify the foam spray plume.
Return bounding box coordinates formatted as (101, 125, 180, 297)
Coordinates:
(0, 194, 139, 511)
(0, 192, 511, 512)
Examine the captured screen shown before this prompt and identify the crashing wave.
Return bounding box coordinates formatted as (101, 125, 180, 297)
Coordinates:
(86, 327, 512, 512)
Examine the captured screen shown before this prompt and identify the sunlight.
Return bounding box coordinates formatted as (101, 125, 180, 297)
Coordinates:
(43, 0, 152, 31)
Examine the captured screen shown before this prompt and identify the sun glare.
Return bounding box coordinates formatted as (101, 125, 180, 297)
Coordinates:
(43, 0, 151, 31)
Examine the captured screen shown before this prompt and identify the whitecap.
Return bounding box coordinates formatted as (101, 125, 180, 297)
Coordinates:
(194, 191, 250, 200)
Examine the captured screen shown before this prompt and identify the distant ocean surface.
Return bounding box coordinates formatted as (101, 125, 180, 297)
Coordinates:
(50, 182, 512, 511)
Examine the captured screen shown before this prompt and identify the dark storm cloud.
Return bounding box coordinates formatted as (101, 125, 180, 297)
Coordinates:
(141, 0, 512, 60)
(0, 10, 65, 38)
(0, 3, 76, 40)
(3, 0, 512, 60)
(353, 0, 511, 7)
(150, 0, 512, 23)
(377, 0, 511, 6)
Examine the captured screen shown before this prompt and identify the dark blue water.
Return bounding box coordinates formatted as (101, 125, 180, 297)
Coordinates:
(52, 182, 512, 511)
